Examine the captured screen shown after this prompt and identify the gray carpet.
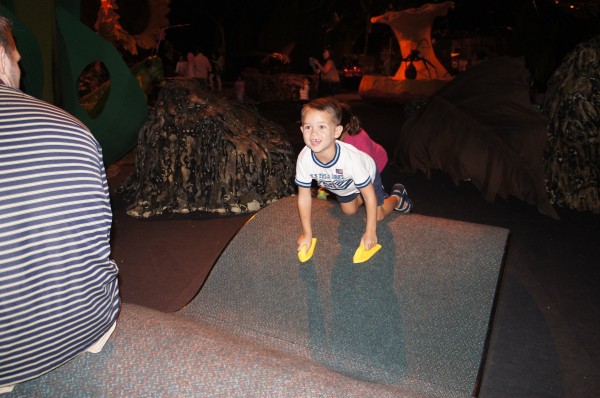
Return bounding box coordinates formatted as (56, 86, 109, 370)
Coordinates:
(179, 196, 509, 397)
(11, 303, 415, 397)
(9, 196, 508, 397)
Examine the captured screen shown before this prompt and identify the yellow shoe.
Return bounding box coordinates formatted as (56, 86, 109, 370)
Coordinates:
(353, 244, 382, 263)
(298, 238, 317, 262)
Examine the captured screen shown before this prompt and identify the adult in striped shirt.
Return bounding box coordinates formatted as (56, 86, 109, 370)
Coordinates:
(0, 16, 120, 393)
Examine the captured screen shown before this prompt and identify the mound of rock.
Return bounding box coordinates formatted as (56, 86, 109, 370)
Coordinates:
(543, 35, 600, 214)
(120, 78, 296, 217)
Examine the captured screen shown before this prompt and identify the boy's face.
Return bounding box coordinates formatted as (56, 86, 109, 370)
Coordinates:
(300, 108, 343, 160)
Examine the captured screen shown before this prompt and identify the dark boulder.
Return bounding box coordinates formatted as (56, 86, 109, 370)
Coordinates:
(543, 35, 600, 214)
(120, 78, 296, 217)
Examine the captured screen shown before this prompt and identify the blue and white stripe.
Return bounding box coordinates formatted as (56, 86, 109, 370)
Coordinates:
(0, 84, 120, 387)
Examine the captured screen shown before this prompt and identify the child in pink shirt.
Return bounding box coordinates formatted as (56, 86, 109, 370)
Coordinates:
(317, 102, 390, 200)
(339, 103, 388, 173)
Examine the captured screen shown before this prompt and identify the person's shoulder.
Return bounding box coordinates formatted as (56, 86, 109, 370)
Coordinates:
(0, 83, 38, 99)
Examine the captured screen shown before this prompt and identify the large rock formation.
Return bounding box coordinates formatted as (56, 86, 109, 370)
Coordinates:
(120, 78, 296, 217)
(543, 35, 600, 214)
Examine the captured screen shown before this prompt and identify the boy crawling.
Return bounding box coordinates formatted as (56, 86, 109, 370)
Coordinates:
(295, 98, 412, 256)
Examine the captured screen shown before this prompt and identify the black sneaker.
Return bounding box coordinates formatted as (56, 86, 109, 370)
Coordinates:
(391, 183, 412, 213)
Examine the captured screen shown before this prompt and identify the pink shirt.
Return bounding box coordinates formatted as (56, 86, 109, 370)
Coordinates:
(343, 129, 388, 172)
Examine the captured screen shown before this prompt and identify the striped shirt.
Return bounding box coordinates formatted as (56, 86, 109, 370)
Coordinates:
(0, 84, 120, 387)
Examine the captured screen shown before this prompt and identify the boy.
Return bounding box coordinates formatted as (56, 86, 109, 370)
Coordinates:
(295, 98, 412, 255)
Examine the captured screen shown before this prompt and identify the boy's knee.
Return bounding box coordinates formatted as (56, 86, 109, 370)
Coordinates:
(340, 205, 358, 215)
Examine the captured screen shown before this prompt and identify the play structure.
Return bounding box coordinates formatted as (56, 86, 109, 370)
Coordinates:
(1, 1, 151, 165)
(10, 196, 509, 397)
(359, 1, 455, 103)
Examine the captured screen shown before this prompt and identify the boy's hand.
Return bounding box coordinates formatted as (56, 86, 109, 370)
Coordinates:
(298, 233, 313, 253)
(360, 231, 378, 252)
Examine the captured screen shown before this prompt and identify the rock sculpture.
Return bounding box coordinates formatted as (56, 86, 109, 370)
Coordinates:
(120, 78, 296, 217)
(543, 34, 600, 214)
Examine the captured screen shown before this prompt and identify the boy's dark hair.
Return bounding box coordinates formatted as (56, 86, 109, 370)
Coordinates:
(301, 97, 342, 125)
(340, 103, 361, 136)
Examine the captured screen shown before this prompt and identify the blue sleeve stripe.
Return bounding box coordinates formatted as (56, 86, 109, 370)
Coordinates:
(295, 179, 312, 188)
(355, 176, 372, 189)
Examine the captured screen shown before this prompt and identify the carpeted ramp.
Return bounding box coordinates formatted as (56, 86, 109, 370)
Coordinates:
(9, 196, 508, 397)
(179, 196, 509, 397)
(11, 303, 412, 397)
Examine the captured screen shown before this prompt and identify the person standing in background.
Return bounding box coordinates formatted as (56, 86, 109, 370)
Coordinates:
(185, 51, 195, 78)
(188, 49, 212, 87)
(210, 49, 225, 92)
(234, 75, 245, 101)
(310, 46, 340, 98)
(175, 54, 188, 77)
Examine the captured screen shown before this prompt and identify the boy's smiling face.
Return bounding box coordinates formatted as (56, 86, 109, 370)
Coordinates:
(300, 108, 343, 162)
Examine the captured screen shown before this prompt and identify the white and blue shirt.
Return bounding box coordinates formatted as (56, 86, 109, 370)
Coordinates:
(295, 141, 377, 197)
(0, 84, 120, 387)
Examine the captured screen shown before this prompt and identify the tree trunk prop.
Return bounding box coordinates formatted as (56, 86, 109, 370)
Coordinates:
(371, 2, 454, 81)
(120, 78, 296, 217)
(360, 2, 454, 103)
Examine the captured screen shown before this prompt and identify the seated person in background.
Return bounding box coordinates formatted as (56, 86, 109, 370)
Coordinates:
(0, 16, 120, 393)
